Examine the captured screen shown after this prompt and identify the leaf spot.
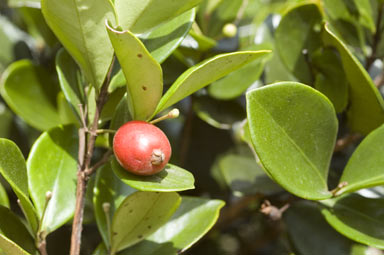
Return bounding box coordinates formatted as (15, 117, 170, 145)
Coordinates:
(137, 53, 143, 58)
(142, 86, 147, 91)
(137, 234, 143, 239)
(113, 232, 118, 236)
(147, 225, 152, 229)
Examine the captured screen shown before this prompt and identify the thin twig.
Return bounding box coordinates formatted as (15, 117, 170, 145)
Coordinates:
(85, 150, 113, 176)
(70, 57, 115, 255)
(334, 133, 361, 152)
(234, 0, 249, 25)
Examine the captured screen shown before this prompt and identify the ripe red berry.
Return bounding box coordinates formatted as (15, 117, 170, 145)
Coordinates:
(113, 120, 171, 176)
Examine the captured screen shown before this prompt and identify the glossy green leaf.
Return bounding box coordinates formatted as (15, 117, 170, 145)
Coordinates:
(57, 92, 79, 125)
(123, 197, 225, 255)
(56, 48, 84, 118)
(0, 139, 38, 232)
(193, 96, 245, 130)
(114, 0, 201, 33)
(0, 60, 62, 131)
(110, 191, 181, 253)
(0, 206, 36, 254)
(0, 235, 31, 255)
(41, 0, 116, 90)
(322, 24, 384, 134)
(92, 243, 108, 255)
(107, 24, 163, 120)
(323, 0, 375, 33)
(0, 182, 9, 208)
(208, 54, 266, 100)
(218, 153, 281, 196)
(284, 201, 372, 255)
(275, 3, 323, 84)
(141, 9, 195, 64)
(109, 95, 132, 132)
(100, 87, 126, 123)
(0, 103, 13, 139)
(312, 47, 348, 113)
(337, 124, 384, 195)
(94, 164, 136, 247)
(321, 194, 384, 249)
(111, 158, 195, 192)
(7, 0, 40, 8)
(27, 125, 78, 234)
(154, 50, 271, 116)
(246, 82, 337, 200)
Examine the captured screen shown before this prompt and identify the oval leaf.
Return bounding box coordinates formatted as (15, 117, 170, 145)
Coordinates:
(27, 125, 78, 234)
(154, 50, 271, 116)
(141, 9, 195, 64)
(114, 0, 200, 33)
(0, 235, 31, 255)
(275, 2, 323, 84)
(41, 0, 116, 90)
(0, 183, 9, 208)
(93, 164, 136, 247)
(321, 194, 384, 249)
(322, 24, 384, 134)
(123, 196, 225, 255)
(110, 191, 181, 253)
(0, 60, 61, 131)
(111, 158, 195, 192)
(246, 82, 337, 200)
(337, 124, 384, 194)
(56, 48, 85, 118)
(0, 206, 36, 254)
(106, 23, 163, 120)
(0, 139, 38, 232)
(284, 201, 372, 255)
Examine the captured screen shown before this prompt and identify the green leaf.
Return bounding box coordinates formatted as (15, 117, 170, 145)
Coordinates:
(56, 48, 84, 118)
(41, 0, 116, 90)
(208, 54, 266, 100)
(284, 201, 371, 255)
(154, 50, 271, 116)
(109, 95, 132, 132)
(0, 206, 36, 254)
(0, 182, 9, 208)
(114, 0, 201, 33)
(106, 24, 163, 121)
(7, 0, 40, 8)
(0, 139, 38, 233)
(246, 82, 337, 200)
(0, 235, 31, 255)
(141, 9, 195, 64)
(111, 159, 195, 192)
(275, 2, 323, 84)
(323, 0, 375, 33)
(27, 125, 78, 234)
(337, 124, 384, 194)
(312, 47, 348, 113)
(322, 24, 384, 134)
(92, 243, 108, 255)
(193, 96, 245, 130)
(218, 153, 281, 196)
(0, 60, 62, 131)
(321, 193, 384, 249)
(93, 164, 136, 247)
(110, 191, 181, 253)
(123, 197, 225, 255)
(100, 87, 126, 123)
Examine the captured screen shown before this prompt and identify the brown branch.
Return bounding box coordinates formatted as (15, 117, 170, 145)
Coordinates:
(334, 133, 361, 152)
(85, 150, 113, 176)
(70, 57, 115, 255)
(38, 239, 48, 255)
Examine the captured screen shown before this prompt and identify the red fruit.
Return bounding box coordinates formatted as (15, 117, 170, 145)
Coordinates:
(113, 120, 171, 176)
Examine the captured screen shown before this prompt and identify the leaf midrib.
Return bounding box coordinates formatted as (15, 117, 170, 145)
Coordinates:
(252, 98, 328, 189)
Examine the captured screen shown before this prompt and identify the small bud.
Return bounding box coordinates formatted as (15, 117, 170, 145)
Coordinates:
(45, 191, 52, 200)
(168, 108, 180, 119)
(102, 202, 111, 213)
(222, 23, 237, 38)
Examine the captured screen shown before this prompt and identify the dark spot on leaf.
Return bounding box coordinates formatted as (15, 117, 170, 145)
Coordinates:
(142, 86, 147, 91)
(147, 225, 152, 229)
(156, 192, 159, 194)
(144, 217, 149, 220)
(137, 53, 143, 58)
(129, 209, 133, 213)
(137, 234, 143, 239)
(113, 232, 118, 236)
